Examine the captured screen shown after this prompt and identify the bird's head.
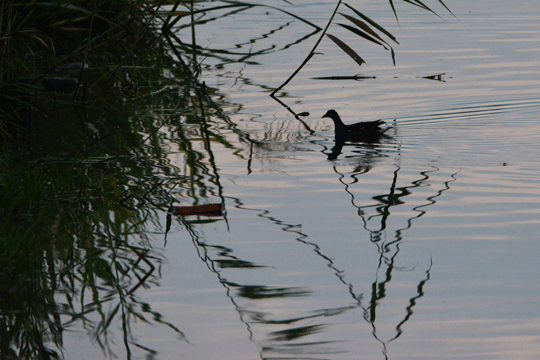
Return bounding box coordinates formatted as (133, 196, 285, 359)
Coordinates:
(322, 109, 345, 128)
(322, 109, 338, 120)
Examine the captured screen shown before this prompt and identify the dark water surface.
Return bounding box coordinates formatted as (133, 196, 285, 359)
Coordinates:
(61, 0, 540, 359)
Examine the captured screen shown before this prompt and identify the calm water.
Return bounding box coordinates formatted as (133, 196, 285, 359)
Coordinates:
(63, 0, 540, 359)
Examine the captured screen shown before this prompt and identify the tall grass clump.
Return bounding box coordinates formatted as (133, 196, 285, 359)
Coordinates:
(0, 1, 192, 358)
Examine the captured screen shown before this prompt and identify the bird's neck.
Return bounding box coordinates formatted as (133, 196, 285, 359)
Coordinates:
(333, 117, 346, 131)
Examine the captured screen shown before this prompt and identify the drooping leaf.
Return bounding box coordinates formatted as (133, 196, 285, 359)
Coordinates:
(339, 12, 390, 47)
(404, 0, 442, 19)
(29, 34, 52, 50)
(337, 23, 387, 50)
(326, 33, 365, 66)
(388, 0, 398, 22)
(438, 0, 456, 18)
(404, 0, 428, 11)
(343, 3, 399, 44)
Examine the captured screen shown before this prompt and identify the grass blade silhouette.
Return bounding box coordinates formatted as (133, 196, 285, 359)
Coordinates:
(339, 12, 391, 48)
(326, 33, 365, 66)
(344, 3, 399, 44)
(337, 23, 387, 49)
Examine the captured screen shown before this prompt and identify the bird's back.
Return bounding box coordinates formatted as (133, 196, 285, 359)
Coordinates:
(345, 119, 386, 133)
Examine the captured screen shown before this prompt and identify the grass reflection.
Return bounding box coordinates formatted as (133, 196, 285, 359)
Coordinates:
(0, 152, 185, 358)
(269, 324, 326, 341)
(0, 3, 250, 355)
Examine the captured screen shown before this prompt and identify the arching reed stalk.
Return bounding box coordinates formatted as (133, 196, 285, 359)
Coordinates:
(270, 0, 453, 98)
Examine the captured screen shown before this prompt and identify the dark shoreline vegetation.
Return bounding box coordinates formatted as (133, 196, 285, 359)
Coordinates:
(0, 0, 451, 358)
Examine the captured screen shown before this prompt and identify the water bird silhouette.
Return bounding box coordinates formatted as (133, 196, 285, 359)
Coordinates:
(322, 109, 391, 160)
(322, 109, 388, 142)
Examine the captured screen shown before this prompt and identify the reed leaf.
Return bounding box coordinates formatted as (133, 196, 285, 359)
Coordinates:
(339, 12, 390, 47)
(438, 0, 456, 17)
(343, 3, 399, 44)
(337, 23, 387, 49)
(404, 0, 427, 10)
(29, 34, 53, 51)
(326, 33, 365, 66)
(404, 0, 442, 19)
(388, 0, 398, 22)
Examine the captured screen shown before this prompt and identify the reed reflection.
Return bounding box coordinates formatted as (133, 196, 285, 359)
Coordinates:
(170, 93, 459, 359)
(332, 152, 460, 358)
(176, 193, 367, 358)
(169, 105, 456, 359)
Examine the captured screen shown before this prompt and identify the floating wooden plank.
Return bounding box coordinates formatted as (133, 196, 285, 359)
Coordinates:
(171, 203, 223, 217)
